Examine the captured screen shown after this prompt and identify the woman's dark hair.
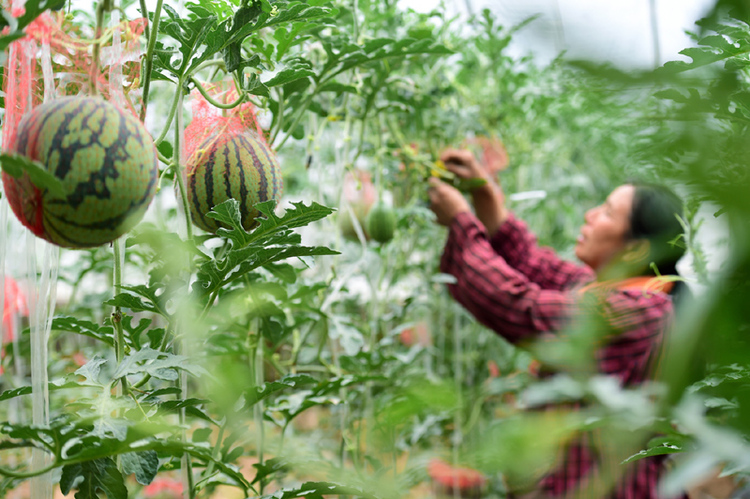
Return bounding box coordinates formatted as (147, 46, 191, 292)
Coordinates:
(627, 182, 688, 298)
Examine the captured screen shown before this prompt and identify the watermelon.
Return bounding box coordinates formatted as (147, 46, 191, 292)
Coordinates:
(2, 97, 158, 248)
(365, 202, 396, 244)
(185, 130, 282, 233)
(338, 170, 375, 241)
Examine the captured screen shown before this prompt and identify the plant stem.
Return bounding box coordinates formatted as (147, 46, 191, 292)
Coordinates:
(254, 321, 266, 494)
(173, 86, 194, 242)
(112, 237, 128, 395)
(189, 76, 247, 109)
(140, 0, 163, 122)
(154, 78, 182, 146)
(90, 0, 111, 96)
(138, 0, 149, 41)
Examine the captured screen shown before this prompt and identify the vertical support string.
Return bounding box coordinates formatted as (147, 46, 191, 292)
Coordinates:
(28, 235, 59, 499)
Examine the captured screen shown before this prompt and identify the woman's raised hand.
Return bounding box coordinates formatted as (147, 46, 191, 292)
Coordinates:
(440, 148, 489, 181)
(439, 148, 509, 236)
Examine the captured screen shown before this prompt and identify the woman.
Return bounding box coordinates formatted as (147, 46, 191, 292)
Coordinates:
(428, 148, 687, 499)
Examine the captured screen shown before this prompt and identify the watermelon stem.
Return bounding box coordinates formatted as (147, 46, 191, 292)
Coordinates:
(189, 76, 247, 110)
(91, 0, 113, 96)
(154, 79, 183, 146)
(140, 0, 164, 122)
(112, 237, 129, 395)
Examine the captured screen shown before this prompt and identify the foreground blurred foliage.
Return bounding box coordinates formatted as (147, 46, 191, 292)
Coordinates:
(1, 0, 750, 498)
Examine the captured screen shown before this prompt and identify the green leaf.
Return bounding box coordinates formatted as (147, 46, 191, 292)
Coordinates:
(252, 457, 289, 485)
(274, 22, 317, 60)
(0, 381, 82, 402)
(156, 141, 173, 159)
(206, 198, 251, 248)
(113, 348, 209, 382)
(245, 373, 317, 408)
(14, 0, 66, 29)
(75, 357, 109, 386)
(260, 481, 378, 499)
(318, 82, 358, 94)
(121, 451, 159, 485)
(265, 263, 297, 283)
(60, 458, 127, 499)
(264, 67, 316, 87)
(654, 89, 689, 104)
(622, 436, 689, 464)
(0, 153, 65, 197)
(160, 398, 216, 424)
(52, 316, 115, 347)
(105, 286, 163, 317)
(247, 201, 336, 244)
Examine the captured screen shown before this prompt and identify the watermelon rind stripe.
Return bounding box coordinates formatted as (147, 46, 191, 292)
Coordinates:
(233, 137, 250, 222)
(250, 132, 281, 201)
(202, 142, 219, 232)
(240, 134, 268, 204)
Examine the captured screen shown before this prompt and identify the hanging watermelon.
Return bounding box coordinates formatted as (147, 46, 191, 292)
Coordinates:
(184, 130, 283, 233)
(2, 96, 158, 248)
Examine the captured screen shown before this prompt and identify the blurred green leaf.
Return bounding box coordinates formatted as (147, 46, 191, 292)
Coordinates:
(60, 458, 127, 499)
(0, 153, 65, 197)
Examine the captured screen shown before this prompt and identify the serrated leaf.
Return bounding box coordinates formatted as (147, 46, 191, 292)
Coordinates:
(0, 153, 65, 197)
(207, 198, 251, 247)
(247, 201, 336, 244)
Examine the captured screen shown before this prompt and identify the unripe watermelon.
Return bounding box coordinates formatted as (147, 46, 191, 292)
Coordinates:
(185, 130, 282, 233)
(365, 202, 396, 244)
(2, 97, 158, 248)
(338, 170, 375, 241)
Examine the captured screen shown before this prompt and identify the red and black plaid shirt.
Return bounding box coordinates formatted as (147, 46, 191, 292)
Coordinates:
(440, 212, 684, 499)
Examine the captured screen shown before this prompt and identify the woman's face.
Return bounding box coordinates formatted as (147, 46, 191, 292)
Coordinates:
(575, 184, 635, 272)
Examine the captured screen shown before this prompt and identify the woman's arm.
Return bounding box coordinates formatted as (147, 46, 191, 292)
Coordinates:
(439, 148, 593, 290)
(489, 213, 594, 291)
(440, 211, 579, 343)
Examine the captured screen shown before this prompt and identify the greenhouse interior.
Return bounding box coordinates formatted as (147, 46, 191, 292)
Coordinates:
(0, 0, 748, 498)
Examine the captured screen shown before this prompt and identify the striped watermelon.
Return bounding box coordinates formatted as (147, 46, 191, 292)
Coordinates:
(185, 130, 282, 233)
(2, 97, 158, 248)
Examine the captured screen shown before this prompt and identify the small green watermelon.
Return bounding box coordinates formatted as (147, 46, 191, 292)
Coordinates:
(365, 202, 396, 244)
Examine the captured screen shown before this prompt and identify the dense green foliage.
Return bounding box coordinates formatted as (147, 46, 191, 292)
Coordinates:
(0, 0, 749, 498)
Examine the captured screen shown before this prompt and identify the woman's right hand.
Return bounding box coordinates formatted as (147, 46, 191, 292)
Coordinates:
(439, 148, 509, 235)
(440, 148, 490, 182)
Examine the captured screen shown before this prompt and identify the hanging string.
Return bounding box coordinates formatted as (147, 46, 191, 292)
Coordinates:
(0, 194, 6, 376)
(27, 233, 57, 499)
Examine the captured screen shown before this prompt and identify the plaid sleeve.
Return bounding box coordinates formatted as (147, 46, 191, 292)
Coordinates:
(440, 212, 578, 343)
(489, 212, 594, 291)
